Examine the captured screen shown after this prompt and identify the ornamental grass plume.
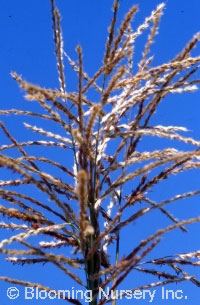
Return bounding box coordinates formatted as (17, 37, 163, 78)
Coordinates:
(1, 1, 200, 304)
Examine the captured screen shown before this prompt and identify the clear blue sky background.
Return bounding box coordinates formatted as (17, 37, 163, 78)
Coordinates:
(0, 0, 200, 304)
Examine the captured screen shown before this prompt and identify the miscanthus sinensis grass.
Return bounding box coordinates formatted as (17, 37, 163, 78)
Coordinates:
(0, 1, 200, 304)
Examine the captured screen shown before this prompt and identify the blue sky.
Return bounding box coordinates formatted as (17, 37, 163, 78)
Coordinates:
(1, 0, 200, 304)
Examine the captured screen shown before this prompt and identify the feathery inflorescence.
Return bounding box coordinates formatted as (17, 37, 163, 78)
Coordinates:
(0, 1, 200, 304)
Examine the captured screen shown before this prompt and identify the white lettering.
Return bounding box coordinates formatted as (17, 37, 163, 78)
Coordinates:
(99, 287, 109, 299)
(25, 287, 34, 299)
(133, 289, 142, 299)
(148, 290, 156, 303)
(175, 290, 183, 299)
(48, 290, 57, 299)
(124, 290, 133, 299)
